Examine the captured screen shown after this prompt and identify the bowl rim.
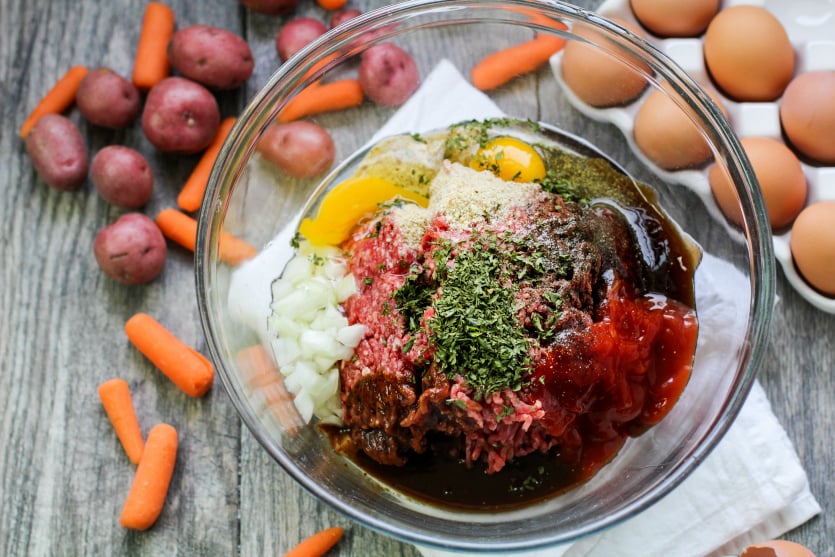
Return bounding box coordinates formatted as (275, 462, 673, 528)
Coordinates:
(196, 0, 775, 551)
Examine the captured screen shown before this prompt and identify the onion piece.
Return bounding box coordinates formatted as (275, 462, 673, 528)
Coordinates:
(337, 323, 366, 347)
(266, 240, 360, 425)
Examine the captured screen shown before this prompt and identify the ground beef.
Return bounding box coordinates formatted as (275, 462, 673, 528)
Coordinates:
(339, 215, 420, 465)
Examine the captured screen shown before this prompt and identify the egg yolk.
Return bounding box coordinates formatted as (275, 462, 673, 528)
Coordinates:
(470, 137, 547, 183)
(299, 176, 429, 246)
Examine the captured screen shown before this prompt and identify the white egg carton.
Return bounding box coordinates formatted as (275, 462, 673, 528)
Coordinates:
(550, 0, 835, 313)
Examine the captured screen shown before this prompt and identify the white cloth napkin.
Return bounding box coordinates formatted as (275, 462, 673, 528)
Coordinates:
(394, 60, 821, 557)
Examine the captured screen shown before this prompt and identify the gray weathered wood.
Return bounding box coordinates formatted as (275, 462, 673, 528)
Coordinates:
(1, 0, 832, 556)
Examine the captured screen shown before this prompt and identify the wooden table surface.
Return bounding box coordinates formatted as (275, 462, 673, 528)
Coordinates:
(2, 0, 832, 555)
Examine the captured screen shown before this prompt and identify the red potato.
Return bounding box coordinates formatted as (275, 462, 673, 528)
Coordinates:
(24, 114, 88, 191)
(257, 121, 335, 178)
(141, 77, 220, 155)
(94, 213, 167, 285)
(330, 8, 361, 29)
(276, 17, 328, 62)
(76, 68, 140, 129)
(358, 43, 420, 106)
(168, 25, 254, 90)
(91, 146, 154, 209)
(240, 0, 297, 15)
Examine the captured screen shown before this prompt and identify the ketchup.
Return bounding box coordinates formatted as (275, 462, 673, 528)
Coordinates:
(534, 275, 698, 474)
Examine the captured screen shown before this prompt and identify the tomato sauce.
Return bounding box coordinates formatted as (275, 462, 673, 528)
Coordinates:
(534, 275, 698, 471)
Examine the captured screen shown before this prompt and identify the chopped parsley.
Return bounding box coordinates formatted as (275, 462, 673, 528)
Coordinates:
(510, 464, 547, 494)
(429, 242, 530, 397)
(366, 220, 384, 239)
(409, 168, 430, 185)
(521, 474, 542, 491)
(536, 148, 639, 207)
(393, 262, 434, 332)
(496, 404, 515, 422)
(443, 117, 515, 161)
(536, 168, 588, 204)
(393, 232, 537, 398)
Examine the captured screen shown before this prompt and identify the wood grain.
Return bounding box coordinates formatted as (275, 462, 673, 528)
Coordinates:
(1, 0, 832, 556)
(1, 1, 243, 556)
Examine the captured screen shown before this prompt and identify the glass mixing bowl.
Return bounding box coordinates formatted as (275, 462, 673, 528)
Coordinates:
(196, 0, 774, 551)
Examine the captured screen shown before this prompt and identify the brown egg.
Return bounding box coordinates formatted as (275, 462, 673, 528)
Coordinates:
(634, 83, 727, 170)
(790, 201, 835, 296)
(703, 6, 795, 102)
(741, 539, 817, 557)
(561, 18, 651, 108)
(630, 0, 719, 37)
(709, 137, 807, 229)
(780, 71, 835, 165)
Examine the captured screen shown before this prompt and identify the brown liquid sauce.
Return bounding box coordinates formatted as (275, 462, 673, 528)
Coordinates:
(324, 425, 630, 509)
(321, 121, 701, 510)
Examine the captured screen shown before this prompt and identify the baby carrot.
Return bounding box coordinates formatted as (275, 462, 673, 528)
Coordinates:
(237, 345, 303, 434)
(132, 2, 176, 91)
(471, 32, 567, 91)
(119, 423, 178, 531)
(177, 117, 237, 212)
(284, 526, 344, 557)
(278, 79, 364, 123)
(302, 52, 340, 84)
(125, 313, 214, 398)
(98, 378, 145, 464)
(218, 229, 258, 265)
(316, 0, 347, 10)
(155, 208, 197, 251)
(19, 65, 89, 138)
(155, 208, 257, 265)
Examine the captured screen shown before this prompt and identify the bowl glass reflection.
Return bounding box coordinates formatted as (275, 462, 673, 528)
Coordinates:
(196, 0, 774, 551)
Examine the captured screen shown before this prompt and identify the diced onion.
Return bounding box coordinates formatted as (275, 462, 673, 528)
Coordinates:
(271, 290, 313, 320)
(300, 329, 343, 357)
(335, 274, 358, 303)
(268, 314, 304, 340)
(293, 392, 315, 424)
(337, 324, 366, 348)
(314, 354, 339, 372)
(310, 304, 348, 332)
(282, 255, 315, 284)
(266, 240, 365, 425)
(270, 277, 294, 301)
(271, 337, 301, 369)
(298, 241, 341, 260)
(321, 259, 347, 281)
